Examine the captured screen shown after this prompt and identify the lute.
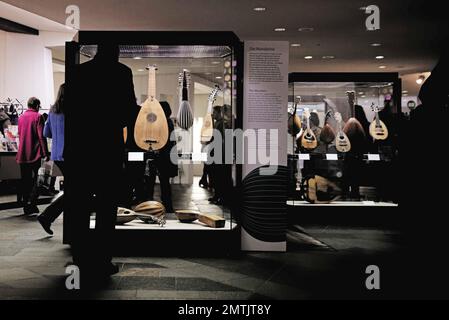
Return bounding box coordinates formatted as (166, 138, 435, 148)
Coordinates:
(177, 70, 194, 130)
(334, 112, 351, 153)
(134, 66, 169, 151)
(300, 108, 318, 151)
(369, 103, 389, 140)
(200, 85, 220, 144)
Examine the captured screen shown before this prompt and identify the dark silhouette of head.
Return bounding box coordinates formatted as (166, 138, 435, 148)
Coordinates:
(160, 101, 172, 118)
(310, 112, 320, 127)
(354, 105, 369, 126)
(95, 43, 120, 62)
(27, 97, 41, 111)
(213, 105, 223, 121)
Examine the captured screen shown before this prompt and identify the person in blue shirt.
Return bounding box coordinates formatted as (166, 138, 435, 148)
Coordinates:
(37, 84, 65, 235)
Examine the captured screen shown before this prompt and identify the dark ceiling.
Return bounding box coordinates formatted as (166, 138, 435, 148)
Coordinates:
(2, 0, 446, 76)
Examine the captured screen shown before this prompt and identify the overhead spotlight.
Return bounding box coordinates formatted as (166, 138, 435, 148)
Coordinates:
(304, 56, 313, 60)
(274, 28, 286, 32)
(253, 7, 266, 12)
(371, 43, 382, 47)
(322, 55, 335, 59)
(416, 75, 426, 85)
(375, 56, 384, 60)
(379, 65, 387, 69)
(298, 27, 314, 32)
(291, 43, 301, 47)
(133, 57, 142, 60)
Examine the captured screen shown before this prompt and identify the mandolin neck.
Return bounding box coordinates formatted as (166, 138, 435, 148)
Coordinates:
(375, 111, 381, 127)
(147, 67, 156, 101)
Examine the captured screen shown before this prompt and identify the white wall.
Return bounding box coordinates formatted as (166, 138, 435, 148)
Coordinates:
(0, 30, 54, 110)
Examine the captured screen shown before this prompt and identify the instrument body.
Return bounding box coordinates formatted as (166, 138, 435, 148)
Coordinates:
(177, 70, 194, 130)
(369, 104, 389, 140)
(320, 110, 336, 144)
(335, 112, 351, 153)
(134, 66, 169, 151)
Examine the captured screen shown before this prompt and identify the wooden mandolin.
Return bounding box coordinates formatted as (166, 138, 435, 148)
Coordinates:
(200, 85, 220, 144)
(334, 112, 351, 153)
(369, 103, 389, 140)
(300, 108, 318, 151)
(134, 66, 169, 151)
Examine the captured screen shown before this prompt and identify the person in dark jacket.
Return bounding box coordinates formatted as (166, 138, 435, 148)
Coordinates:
(146, 101, 178, 213)
(37, 84, 66, 235)
(65, 43, 136, 278)
(16, 97, 49, 215)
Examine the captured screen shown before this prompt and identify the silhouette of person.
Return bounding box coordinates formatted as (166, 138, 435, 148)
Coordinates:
(38, 84, 66, 235)
(65, 43, 136, 278)
(146, 101, 177, 213)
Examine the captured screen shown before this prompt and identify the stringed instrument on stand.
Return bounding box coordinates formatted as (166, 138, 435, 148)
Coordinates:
(335, 112, 351, 153)
(177, 70, 194, 130)
(320, 110, 336, 145)
(369, 103, 389, 140)
(134, 66, 169, 151)
(200, 85, 220, 144)
(299, 108, 318, 151)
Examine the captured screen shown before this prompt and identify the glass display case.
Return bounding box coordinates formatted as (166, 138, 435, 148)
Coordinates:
(287, 73, 400, 223)
(64, 31, 243, 254)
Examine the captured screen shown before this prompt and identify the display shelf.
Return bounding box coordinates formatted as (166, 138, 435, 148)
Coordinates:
(287, 200, 398, 207)
(90, 219, 237, 231)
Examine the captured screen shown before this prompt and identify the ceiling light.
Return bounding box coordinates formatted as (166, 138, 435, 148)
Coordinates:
(215, 76, 222, 79)
(402, 90, 408, 94)
(375, 56, 384, 60)
(133, 57, 142, 60)
(416, 75, 426, 85)
(304, 56, 313, 60)
(274, 28, 286, 32)
(291, 43, 301, 47)
(298, 27, 314, 32)
(358, 92, 365, 95)
(361, 95, 366, 98)
(137, 69, 145, 72)
(379, 65, 387, 69)
(322, 55, 335, 59)
(253, 7, 266, 12)
(371, 43, 382, 47)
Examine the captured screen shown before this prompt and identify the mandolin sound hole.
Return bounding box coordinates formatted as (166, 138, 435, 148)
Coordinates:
(147, 113, 157, 123)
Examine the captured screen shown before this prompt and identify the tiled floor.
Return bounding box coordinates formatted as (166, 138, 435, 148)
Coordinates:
(0, 180, 405, 300)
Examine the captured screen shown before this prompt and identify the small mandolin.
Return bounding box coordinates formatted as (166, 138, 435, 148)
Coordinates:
(334, 112, 351, 153)
(369, 103, 389, 140)
(300, 108, 318, 151)
(134, 66, 169, 151)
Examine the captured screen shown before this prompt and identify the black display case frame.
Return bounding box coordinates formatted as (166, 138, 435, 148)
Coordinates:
(63, 31, 244, 256)
(287, 72, 401, 228)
